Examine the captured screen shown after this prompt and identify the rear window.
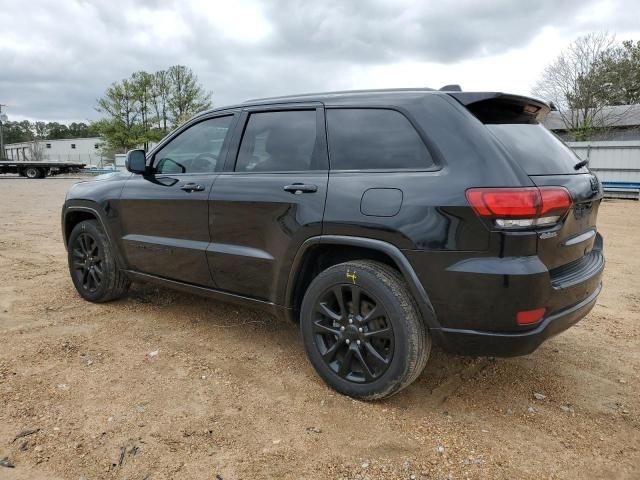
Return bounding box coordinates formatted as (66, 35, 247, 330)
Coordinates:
(326, 109, 434, 170)
(487, 124, 587, 175)
(235, 110, 324, 172)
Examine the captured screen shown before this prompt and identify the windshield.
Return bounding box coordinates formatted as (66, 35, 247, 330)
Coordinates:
(487, 123, 588, 176)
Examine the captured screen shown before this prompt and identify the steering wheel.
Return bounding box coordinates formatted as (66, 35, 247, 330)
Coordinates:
(192, 152, 218, 172)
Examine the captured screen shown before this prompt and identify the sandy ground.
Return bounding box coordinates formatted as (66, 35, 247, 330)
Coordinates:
(0, 176, 638, 480)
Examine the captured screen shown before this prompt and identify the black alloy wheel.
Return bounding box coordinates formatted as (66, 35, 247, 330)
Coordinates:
(300, 260, 431, 400)
(67, 219, 130, 302)
(71, 232, 104, 293)
(313, 284, 394, 383)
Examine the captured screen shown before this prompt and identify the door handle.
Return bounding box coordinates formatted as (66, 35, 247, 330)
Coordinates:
(180, 183, 205, 192)
(283, 183, 318, 194)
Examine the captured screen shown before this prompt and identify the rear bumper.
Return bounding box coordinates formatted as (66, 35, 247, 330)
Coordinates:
(434, 282, 601, 356)
(405, 233, 605, 357)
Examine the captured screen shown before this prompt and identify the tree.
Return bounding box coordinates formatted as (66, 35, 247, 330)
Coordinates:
(1, 119, 101, 147)
(590, 40, 640, 105)
(151, 69, 171, 136)
(167, 65, 213, 126)
(131, 71, 157, 150)
(66, 122, 99, 138)
(28, 138, 45, 161)
(34, 121, 48, 139)
(532, 32, 620, 140)
(95, 65, 213, 153)
(1, 121, 33, 144)
(96, 79, 143, 152)
(47, 122, 70, 139)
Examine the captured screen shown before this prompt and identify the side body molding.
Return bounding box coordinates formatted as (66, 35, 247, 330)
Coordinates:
(285, 235, 440, 330)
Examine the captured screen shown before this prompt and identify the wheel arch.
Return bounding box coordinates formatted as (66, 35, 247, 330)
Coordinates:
(63, 204, 127, 268)
(285, 235, 439, 329)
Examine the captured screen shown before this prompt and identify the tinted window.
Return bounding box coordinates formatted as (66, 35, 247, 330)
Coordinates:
(327, 109, 433, 170)
(154, 116, 233, 174)
(487, 124, 586, 175)
(235, 110, 322, 172)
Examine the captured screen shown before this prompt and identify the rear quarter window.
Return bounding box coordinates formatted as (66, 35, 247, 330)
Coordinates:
(487, 124, 587, 175)
(326, 108, 434, 170)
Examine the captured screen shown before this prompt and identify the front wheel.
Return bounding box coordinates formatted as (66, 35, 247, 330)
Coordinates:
(300, 260, 431, 400)
(67, 219, 130, 302)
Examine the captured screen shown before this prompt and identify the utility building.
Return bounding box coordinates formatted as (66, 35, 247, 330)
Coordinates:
(3, 137, 104, 166)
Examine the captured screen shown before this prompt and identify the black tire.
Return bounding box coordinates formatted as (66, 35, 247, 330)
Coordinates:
(67, 219, 130, 302)
(300, 260, 431, 400)
(24, 167, 40, 179)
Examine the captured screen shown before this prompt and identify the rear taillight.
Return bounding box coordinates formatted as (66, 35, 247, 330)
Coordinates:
(466, 187, 572, 229)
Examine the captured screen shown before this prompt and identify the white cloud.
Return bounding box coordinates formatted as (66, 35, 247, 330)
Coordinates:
(1, 0, 639, 122)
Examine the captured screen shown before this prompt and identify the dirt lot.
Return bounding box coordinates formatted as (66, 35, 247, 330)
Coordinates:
(0, 177, 638, 480)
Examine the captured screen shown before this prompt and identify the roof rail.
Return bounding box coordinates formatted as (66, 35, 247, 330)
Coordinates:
(245, 87, 436, 103)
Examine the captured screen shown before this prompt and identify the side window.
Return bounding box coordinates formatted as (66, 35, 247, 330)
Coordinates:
(235, 110, 322, 172)
(154, 116, 233, 174)
(326, 109, 434, 170)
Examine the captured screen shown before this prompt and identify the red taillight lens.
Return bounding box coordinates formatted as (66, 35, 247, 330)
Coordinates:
(466, 186, 572, 229)
(516, 307, 546, 325)
(539, 187, 572, 216)
(466, 188, 540, 217)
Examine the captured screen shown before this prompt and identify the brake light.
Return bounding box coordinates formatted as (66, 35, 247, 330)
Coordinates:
(466, 187, 571, 229)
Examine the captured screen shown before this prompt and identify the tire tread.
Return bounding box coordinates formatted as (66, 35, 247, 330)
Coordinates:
(301, 259, 431, 400)
(68, 219, 130, 303)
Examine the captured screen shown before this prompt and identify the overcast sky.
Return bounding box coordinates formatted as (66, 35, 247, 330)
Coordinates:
(1, 0, 639, 122)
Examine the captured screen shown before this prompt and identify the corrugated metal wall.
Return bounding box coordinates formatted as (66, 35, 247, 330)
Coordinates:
(568, 141, 640, 183)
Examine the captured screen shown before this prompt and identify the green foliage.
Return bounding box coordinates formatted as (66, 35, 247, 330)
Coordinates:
(590, 40, 640, 106)
(2, 120, 33, 144)
(95, 65, 212, 153)
(1, 120, 99, 144)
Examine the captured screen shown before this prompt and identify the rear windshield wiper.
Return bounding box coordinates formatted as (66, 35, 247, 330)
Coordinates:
(574, 159, 589, 170)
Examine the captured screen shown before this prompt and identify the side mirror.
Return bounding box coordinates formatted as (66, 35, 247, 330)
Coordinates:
(125, 149, 147, 174)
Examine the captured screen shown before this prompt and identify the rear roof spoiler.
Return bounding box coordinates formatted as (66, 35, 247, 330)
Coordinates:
(447, 92, 551, 123)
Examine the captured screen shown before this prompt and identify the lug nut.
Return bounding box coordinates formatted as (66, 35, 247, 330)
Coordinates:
(345, 339, 350, 345)
(348, 318, 353, 324)
(356, 340, 361, 345)
(340, 326, 345, 331)
(358, 327, 363, 332)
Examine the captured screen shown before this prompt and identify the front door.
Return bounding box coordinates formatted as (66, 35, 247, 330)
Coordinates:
(208, 106, 329, 302)
(118, 114, 236, 286)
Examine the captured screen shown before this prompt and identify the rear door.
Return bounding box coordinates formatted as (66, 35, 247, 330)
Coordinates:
(207, 105, 329, 302)
(118, 114, 236, 286)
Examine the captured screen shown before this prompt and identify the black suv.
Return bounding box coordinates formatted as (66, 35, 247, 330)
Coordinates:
(62, 88, 604, 400)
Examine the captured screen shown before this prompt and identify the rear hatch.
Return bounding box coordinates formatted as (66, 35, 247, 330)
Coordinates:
(451, 92, 603, 272)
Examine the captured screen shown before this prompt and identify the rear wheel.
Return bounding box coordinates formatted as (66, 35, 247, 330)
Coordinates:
(24, 167, 40, 179)
(300, 260, 431, 400)
(67, 219, 130, 302)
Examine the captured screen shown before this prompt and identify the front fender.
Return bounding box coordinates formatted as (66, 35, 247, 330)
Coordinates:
(62, 200, 128, 269)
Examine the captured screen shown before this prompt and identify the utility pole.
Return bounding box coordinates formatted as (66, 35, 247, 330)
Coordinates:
(0, 104, 7, 160)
